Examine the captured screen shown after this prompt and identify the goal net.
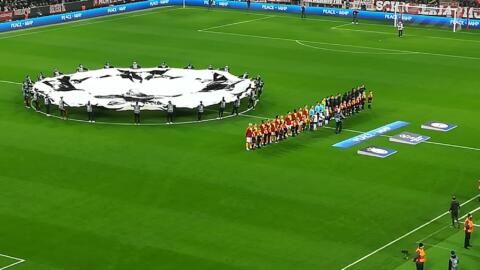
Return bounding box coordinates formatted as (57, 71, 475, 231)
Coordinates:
(393, 4, 462, 32)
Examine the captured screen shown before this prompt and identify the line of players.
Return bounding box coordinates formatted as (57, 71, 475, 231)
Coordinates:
(245, 85, 373, 151)
(21, 61, 263, 123)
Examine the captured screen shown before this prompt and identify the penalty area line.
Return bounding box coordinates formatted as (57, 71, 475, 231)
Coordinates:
(199, 29, 480, 61)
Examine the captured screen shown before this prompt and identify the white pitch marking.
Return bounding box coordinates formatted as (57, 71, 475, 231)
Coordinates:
(330, 22, 353, 30)
(199, 15, 275, 32)
(199, 29, 480, 61)
(0, 80, 21, 85)
(0, 253, 26, 270)
(339, 196, 480, 269)
(331, 26, 401, 36)
(295, 39, 416, 55)
(331, 25, 480, 43)
(418, 206, 480, 243)
(0, 259, 25, 270)
(421, 242, 480, 259)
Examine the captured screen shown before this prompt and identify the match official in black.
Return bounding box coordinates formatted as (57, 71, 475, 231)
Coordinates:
(449, 196, 461, 228)
(334, 109, 345, 134)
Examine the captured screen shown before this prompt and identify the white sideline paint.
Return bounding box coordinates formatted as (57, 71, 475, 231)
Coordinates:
(0, 253, 25, 270)
(340, 196, 480, 269)
(418, 206, 480, 243)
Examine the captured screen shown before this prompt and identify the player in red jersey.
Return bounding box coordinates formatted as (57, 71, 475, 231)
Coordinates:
(245, 123, 253, 151)
(285, 113, 292, 137)
(269, 120, 277, 144)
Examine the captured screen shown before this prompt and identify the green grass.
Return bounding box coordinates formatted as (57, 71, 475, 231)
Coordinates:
(0, 5, 479, 270)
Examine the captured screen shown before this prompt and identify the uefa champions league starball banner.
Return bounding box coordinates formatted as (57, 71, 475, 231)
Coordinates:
(1, 0, 479, 32)
(33, 67, 254, 111)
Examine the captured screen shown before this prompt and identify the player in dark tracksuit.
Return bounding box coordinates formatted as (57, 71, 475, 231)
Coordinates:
(352, 10, 359, 24)
(334, 110, 345, 134)
(449, 196, 461, 228)
(301, 5, 306, 18)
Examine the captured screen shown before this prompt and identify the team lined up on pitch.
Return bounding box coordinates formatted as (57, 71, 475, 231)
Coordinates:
(245, 85, 373, 151)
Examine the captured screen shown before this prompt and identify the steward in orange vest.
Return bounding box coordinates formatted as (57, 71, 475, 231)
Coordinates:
(413, 242, 426, 270)
(464, 213, 474, 249)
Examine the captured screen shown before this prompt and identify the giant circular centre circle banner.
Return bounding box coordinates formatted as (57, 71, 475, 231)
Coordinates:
(33, 67, 255, 111)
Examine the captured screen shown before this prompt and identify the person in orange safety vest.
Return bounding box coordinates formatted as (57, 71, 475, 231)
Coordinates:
(413, 242, 426, 270)
(464, 213, 474, 249)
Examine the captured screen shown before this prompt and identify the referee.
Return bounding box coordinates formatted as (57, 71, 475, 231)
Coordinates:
(449, 196, 461, 228)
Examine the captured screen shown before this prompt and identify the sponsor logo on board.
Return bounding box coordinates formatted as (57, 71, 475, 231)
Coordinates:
(389, 132, 430, 145)
(421, 121, 457, 132)
(357, 146, 397, 158)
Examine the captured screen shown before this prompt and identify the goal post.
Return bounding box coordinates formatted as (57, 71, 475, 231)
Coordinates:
(392, 4, 461, 32)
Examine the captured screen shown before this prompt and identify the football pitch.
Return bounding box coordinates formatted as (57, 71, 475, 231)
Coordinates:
(1, 5, 480, 270)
